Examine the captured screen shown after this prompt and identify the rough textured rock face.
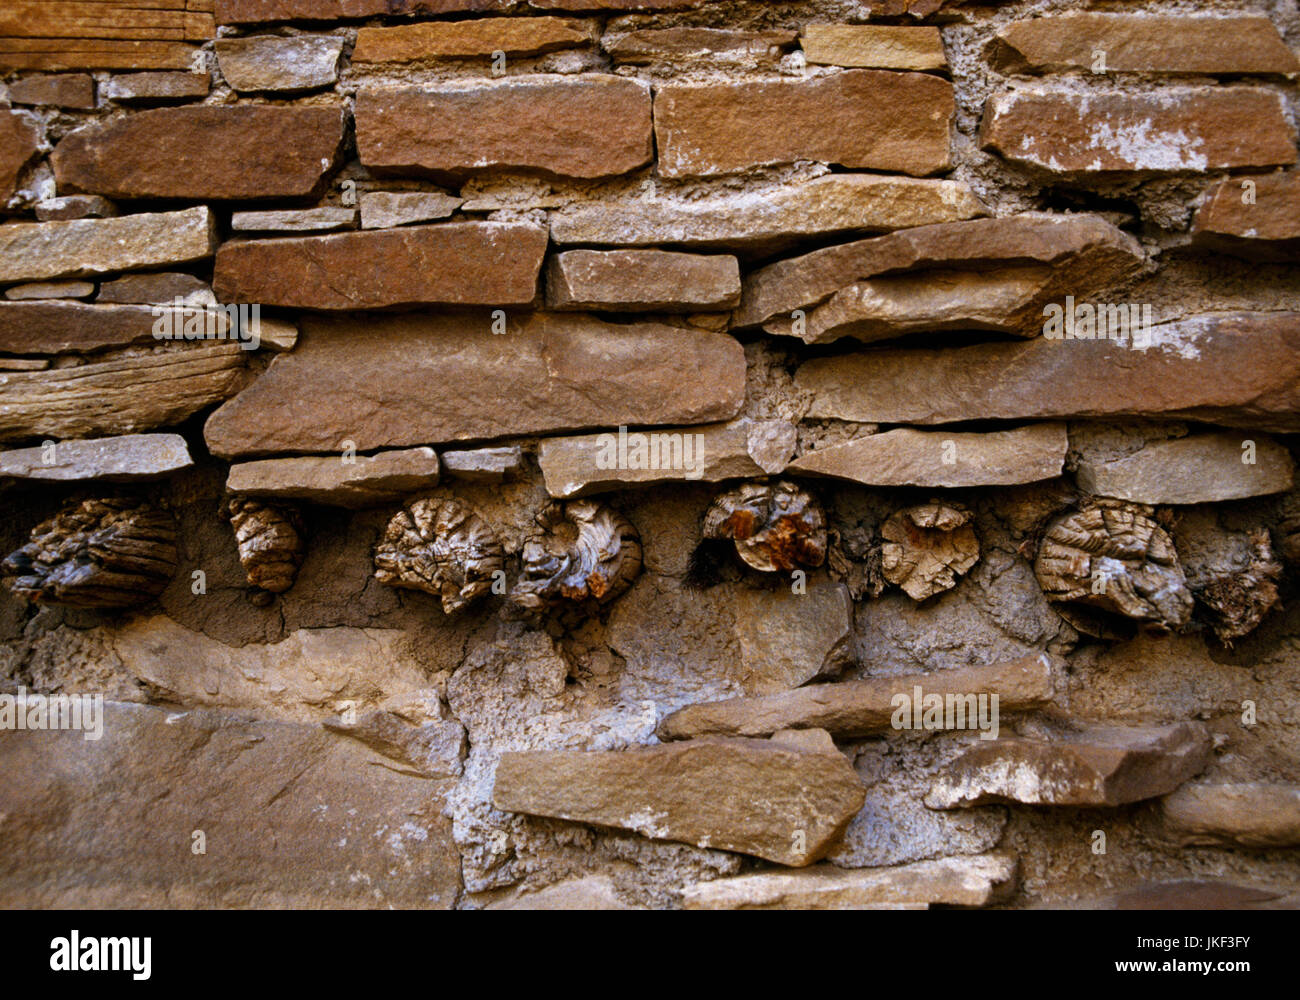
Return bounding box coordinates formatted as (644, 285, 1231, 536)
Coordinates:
(3, 0, 1300, 914)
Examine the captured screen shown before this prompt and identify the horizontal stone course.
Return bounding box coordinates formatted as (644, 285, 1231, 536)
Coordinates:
(354, 17, 592, 62)
(0, 434, 193, 482)
(546, 249, 740, 312)
(226, 448, 441, 507)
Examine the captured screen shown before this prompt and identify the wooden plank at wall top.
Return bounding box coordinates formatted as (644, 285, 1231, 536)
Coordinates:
(0, 0, 212, 70)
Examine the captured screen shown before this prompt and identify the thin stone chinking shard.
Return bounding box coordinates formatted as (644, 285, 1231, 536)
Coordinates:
(735, 213, 1144, 331)
(658, 653, 1053, 740)
(653, 71, 954, 178)
(355, 76, 652, 181)
(796, 312, 1300, 434)
(3, 498, 178, 609)
(682, 854, 1018, 910)
(980, 88, 1297, 177)
(491, 737, 865, 866)
(212, 223, 546, 309)
(0, 208, 216, 284)
(203, 313, 745, 459)
(924, 722, 1212, 809)
(51, 107, 347, 200)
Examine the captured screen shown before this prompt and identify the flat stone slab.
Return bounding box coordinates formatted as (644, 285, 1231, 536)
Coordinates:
(360, 191, 463, 229)
(230, 207, 358, 233)
(0, 207, 216, 284)
(1075, 431, 1294, 504)
(215, 34, 343, 92)
(682, 853, 1018, 909)
(439, 446, 525, 482)
(789, 424, 1068, 488)
(548, 174, 985, 255)
(492, 736, 865, 866)
(538, 418, 796, 498)
(659, 653, 1053, 740)
(204, 312, 745, 458)
(925, 722, 1212, 808)
(797, 312, 1300, 434)
(0, 433, 193, 481)
(213, 222, 546, 309)
(1192, 171, 1300, 261)
(226, 448, 441, 508)
(0, 301, 220, 354)
(4, 281, 95, 301)
(801, 24, 947, 70)
(1162, 783, 1300, 848)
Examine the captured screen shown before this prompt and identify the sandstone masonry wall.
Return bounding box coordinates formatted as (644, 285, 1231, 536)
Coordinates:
(1, 0, 1299, 910)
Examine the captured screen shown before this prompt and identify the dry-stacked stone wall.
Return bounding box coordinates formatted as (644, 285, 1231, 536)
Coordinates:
(1, 0, 1299, 909)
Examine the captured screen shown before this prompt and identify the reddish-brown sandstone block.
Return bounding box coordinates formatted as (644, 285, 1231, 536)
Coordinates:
(217, 0, 700, 23)
(354, 17, 593, 63)
(655, 71, 954, 178)
(7, 73, 95, 108)
(1192, 172, 1300, 260)
(51, 106, 345, 200)
(546, 249, 741, 311)
(981, 89, 1297, 176)
(992, 14, 1300, 75)
(213, 223, 547, 310)
(356, 76, 652, 180)
(0, 110, 39, 202)
(203, 313, 746, 458)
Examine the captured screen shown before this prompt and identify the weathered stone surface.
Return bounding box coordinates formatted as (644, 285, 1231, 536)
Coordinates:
(96, 272, 214, 307)
(655, 71, 953, 178)
(0, 207, 215, 284)
(0, 701, 461, 907)
(492, 737, 865, 865)
(550, 174, 985, 255)
(659, 653, 1053, 740)
(103, 71, 211, 103)
(730, 580, 853, 692)
(981, 88, 1297, 176)
(230, 207, 358, 234)
(7, 73, 95, 108)
(324, 708, 466, 779)
(605, 27, 796, 66)
(0, 110, 39, 202)
(354, 17, 591, 62)
(440, 446, 525, 482)
(227, 448, 441, 508)
(360, 191, 463, 229)
(737, 213, 1142, 330)
(204, 313, 744, 458)
(0, 342, 247, 444)
(0, 301, 217, 354)
(925, 722, 1212, 809)
(216, 35, 343, 92)
(539, 419, 795, 498)
(796, 313, 1300, 433)
(1075, 432, 1294, 504)
(802, 24, 946, 70)
(547, 250, 740, 312)
(1162, 783, 1300, 848)
(790, 425, 1068, 488)
(4, 281, 95, 301)
(356, 76, 652, 181)
(0, 433, 192, 482)
(991, 14, 1300, 75)
(1104, 881, 1300, 911)
(799, 266, 1056, 344)
(683, 854, 1017, 910)
(52, 107, 345, 200)
(1192, 172, 1300, 261)
(213, 223, 546, 309)
(34, 195, 116, 222)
